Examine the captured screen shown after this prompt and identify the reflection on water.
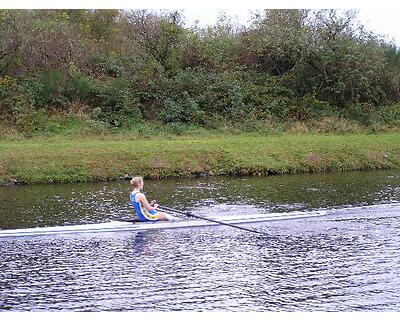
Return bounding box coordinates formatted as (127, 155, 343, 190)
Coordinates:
(1, 170, 400, 311)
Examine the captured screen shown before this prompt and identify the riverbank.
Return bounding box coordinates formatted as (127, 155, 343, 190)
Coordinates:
(1, 133, 400, 185)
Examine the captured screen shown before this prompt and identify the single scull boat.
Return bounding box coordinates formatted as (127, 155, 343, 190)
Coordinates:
(0, 210, 326, 239)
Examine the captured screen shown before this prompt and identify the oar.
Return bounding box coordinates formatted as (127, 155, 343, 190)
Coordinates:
(159, 205, 266, 236)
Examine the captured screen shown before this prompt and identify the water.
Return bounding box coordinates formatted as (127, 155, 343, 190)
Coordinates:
(1, 170, 400, 311)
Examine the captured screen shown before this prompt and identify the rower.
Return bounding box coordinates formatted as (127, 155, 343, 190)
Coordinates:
(130, 177, 178, 222)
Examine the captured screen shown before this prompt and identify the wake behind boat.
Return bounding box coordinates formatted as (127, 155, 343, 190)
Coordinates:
(0, 210, 326, 239)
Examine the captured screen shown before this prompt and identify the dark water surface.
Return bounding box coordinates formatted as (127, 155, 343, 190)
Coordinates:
(1, 170, 400, 311)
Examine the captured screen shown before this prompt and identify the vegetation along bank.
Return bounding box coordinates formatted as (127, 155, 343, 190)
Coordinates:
(1, 133, 399, 185)
(1, 9, 400, 185)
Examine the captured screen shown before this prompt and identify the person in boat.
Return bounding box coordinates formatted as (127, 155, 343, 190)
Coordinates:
(130, 176, 177, 222)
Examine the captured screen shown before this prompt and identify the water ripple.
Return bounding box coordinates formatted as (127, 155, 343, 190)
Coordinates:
(1, 204, 400, 311)
(1, 171, 400, 311)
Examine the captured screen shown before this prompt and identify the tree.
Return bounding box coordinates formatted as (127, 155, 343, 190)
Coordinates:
(240, 9, 309, 75)
(122, 10, 185, 72)
(0, 10, 24, 75)
(383, 44, 400, 101)
(299, 10, 387, 106)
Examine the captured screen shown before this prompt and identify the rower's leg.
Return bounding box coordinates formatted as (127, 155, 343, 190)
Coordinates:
(159, 211, 181, 221)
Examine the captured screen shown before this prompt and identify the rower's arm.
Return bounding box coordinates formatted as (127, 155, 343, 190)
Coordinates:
(138, 193, 158, 211)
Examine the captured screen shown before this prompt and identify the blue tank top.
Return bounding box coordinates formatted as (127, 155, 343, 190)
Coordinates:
(130, 192, 160, 222)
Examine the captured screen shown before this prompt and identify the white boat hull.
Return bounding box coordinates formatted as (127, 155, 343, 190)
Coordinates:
(0, 211, 326, 238)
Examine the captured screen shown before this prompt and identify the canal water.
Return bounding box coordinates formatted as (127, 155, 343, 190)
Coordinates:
(1, 170, 400, 311)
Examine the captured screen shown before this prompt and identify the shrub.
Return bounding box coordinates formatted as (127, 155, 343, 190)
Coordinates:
(91, 107, 103, 120)
(159, 98, 184, 123)
(22, 67, 95, 109)
(29, 69, 67, 106)
(341, 103, 378, 126)
(377, 103, 400, 127)
(0, 76, 30, 120)
(14, 108, 49, 133)
(65, 64, 92, 102)
(166, 122, 185, 135)
(84, 119, 110, 135)
(228, 86, 248, 119)
(114, 90, 143, 127)
(159, 91, 205, 125)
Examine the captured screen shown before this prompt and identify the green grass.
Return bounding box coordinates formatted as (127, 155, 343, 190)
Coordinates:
(1, 133, 400, 185)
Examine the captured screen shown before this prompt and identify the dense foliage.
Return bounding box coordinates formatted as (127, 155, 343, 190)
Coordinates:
(0, 9, 399, 134)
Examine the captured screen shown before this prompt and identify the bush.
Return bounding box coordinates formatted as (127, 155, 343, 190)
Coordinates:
(87, 76, 144, 127)
(0, 10, 399, 135)
(159, 98, 183, 123)
(84, 119, 110, 135)
(377, 103, 400, 127)
(91, 53, 124, 77)
(22, 67, 95, 109)
(301, 93, 336, 118)
(14, 108, 49, 133)
(159, 91, 205, 125)
(113, 91, 143, 127)
(0, 76, 30, 120)
(65, 64, 92, 102)
(228, 86, 248, 119)
(28, 69, 67, 107)
(341, 103, 378, 126)
(166, 122, 185, 135)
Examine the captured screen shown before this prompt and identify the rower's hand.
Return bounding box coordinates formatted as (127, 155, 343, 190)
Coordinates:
(153, 203, 159, 209)
(151, 200, 157, 205)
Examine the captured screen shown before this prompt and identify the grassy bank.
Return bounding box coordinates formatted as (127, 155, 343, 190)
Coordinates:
(1, 133, 400, 185)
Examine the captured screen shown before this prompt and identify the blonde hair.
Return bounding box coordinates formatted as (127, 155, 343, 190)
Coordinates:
(130, 176, 143, 188)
